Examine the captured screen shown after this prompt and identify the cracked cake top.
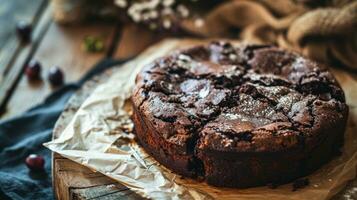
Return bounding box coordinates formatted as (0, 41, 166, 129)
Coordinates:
(132, 41, 348, 153)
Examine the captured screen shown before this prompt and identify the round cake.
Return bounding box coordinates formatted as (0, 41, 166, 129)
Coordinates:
(131, 41, 348, 188)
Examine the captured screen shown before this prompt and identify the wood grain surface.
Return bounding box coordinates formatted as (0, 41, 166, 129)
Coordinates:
(0, 0, 46, 76)
(0, 0, 48, 114)
(3, 21, 116, 118)
(52, 68, 143, 200)
(0, 19, 159, 120)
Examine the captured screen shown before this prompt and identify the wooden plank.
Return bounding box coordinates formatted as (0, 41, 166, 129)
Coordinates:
(0, 0, 47, 77)
(1, 20, 117, 119)
(71, 185, 143, 200)
(0, 0, 43, 43)
(54, 156, 120, 200)
(51, 67, 143, 200)
(0, 1, 50, 116)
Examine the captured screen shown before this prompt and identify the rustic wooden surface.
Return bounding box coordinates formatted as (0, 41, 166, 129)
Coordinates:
(52, 68, 143, 200)
(0, 1, 157, 199)
(0, 1, 159, 119)
(1, 1, 356, 200)
(0, 0, 48, 115)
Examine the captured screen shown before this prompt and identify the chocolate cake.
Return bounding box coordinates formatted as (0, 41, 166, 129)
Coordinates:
(131, 41, 348, 188)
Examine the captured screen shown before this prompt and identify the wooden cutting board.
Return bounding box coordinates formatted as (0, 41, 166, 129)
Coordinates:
(52, 60, 357, 200)
(52, 67, 144, 200)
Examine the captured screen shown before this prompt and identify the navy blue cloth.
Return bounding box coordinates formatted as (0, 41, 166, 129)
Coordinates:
(0, 58, 129, 200)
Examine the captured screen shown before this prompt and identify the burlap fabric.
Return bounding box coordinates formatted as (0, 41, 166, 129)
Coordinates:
(181, 0, 357, 70)
(52, 0, 357, 69)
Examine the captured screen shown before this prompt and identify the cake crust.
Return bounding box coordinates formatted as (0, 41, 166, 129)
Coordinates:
(131, 41, 348, 187)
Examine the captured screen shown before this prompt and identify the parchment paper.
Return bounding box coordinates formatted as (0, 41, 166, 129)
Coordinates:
(44, 39, 357, 200)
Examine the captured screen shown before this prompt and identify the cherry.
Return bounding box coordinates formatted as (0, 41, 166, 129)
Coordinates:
(25, 154, 45, 171)
(16, 20, 32, 43)
(25, 60, 42, 81)
(48, 66, 64, 86)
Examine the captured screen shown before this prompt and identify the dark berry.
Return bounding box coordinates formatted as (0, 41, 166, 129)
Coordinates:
(48, 66, 64, 86)
(16, 20, 32, 43)
(25, 154, 45, 171)
(25, 60, 42, 80)
(292, 178, 310, 191)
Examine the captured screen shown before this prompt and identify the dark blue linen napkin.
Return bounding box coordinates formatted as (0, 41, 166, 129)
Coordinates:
(0, 58, 129, 200)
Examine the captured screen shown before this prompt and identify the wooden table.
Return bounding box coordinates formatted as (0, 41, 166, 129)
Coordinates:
(1, 1, 357, 200)
(52, 66, 145, 200)
(0, 1, 159, 199)
(0, 0, 161, 120)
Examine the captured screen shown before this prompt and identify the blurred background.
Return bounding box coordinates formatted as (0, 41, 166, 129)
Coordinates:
(0, 0, 356, 120)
